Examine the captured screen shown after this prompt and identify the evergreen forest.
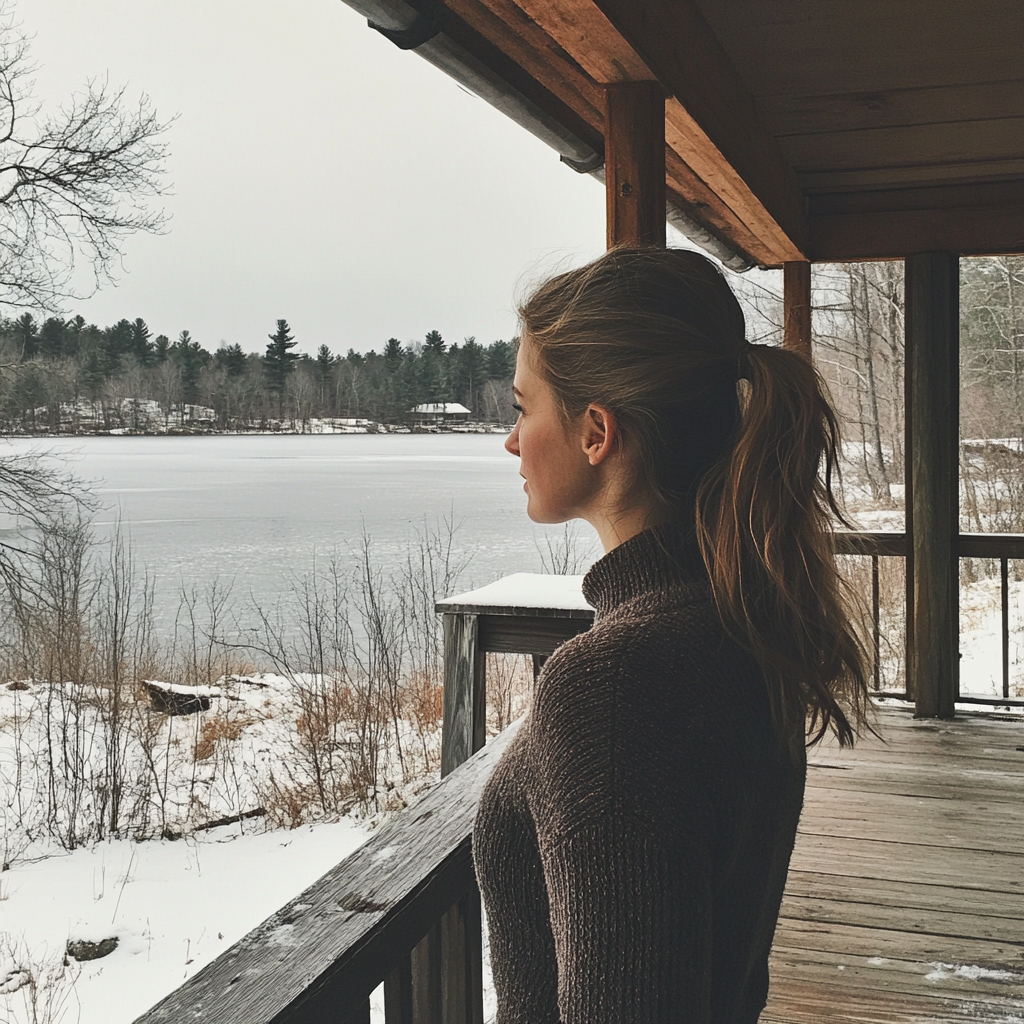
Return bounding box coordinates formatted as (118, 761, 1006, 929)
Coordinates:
(0, 317, 518, 431)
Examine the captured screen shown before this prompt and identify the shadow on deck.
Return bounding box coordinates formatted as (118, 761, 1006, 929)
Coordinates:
(765, 706, 1024, 1024)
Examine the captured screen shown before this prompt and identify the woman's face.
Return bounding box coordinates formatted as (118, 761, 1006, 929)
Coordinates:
(505, 339, 599, 524)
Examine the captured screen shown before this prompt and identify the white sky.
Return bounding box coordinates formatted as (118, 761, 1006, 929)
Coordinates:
(16, 0, 610, 355)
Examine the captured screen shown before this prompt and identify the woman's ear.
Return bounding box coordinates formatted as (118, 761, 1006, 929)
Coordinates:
(580, 404, 617, 466)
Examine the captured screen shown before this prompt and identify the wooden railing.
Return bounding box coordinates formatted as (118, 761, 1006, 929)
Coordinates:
(132, 540, 1022, 1023)
(835, 530, 1024, 706)
(133, 573, 590, 1024)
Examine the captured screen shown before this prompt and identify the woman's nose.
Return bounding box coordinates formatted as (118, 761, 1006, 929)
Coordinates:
(505, 420, 520, 456)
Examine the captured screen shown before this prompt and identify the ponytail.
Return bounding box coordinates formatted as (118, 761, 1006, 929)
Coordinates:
(695, 343, 870, 751)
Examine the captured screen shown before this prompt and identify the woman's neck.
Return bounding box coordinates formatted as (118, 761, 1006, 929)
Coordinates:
(587, 503, 671, 554)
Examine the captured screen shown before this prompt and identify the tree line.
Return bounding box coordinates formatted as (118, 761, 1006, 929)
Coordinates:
(0, 315, 519, 431)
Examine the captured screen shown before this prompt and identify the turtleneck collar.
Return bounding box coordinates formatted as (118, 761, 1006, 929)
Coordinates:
(582, 522, 709, 618)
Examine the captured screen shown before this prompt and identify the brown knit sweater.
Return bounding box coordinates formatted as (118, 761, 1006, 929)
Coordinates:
(473, 526, 805, 1023)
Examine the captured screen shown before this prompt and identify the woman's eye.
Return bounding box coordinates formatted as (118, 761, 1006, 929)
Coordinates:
(512, 403, 524, 413)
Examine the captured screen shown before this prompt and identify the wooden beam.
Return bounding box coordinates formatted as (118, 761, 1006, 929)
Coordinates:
(442, 0, 606, 131)
(663, 98, 804, 263)
(502, 0, 653, 82)
(588, 0, 808, 259)
(905, 253, 959, 719)
(492, 0, 804, 260)
(605, 82, 666, 247)
(783, 261, 812, 357)
(809, 194, 1024, 261)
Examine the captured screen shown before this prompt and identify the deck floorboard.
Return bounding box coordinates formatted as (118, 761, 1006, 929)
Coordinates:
(765, 706, 1024, 1024)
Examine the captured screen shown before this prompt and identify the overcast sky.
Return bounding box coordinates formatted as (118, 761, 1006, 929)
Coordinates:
(17, 0, 614, 355)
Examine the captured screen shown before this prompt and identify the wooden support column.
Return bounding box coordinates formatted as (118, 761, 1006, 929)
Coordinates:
(605, 82, 666, 248)
(905, 253, 959, 719)
(783, 260, 812, 358)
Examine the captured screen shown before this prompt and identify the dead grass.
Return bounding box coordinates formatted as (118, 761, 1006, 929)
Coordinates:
(192, 712, 257, 762)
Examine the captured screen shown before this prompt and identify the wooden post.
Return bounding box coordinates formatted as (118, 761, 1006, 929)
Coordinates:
(783, 260, 812, 358)
(905, 253, 959, 719)
(429, 612, 486, 1024)
(605, 82, 666, 248)
(440, 613, 487, 776)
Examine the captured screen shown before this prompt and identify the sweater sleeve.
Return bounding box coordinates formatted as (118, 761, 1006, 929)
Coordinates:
(526, 634, 718, 1024)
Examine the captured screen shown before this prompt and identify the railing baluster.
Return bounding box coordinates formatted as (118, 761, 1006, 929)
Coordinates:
(411, 924, 443, 1024)
(872, 554, 881, 690)
(385, 955, 414, 1023)
(441, 890, 485, 1024)
(1001, 555, 1010, 700)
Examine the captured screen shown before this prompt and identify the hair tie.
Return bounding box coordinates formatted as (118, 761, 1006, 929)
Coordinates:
(735, 341, 754, 381)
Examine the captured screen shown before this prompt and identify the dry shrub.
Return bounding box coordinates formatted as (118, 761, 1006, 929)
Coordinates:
(486, 653, 532, 734)
(192, 712, 256, 762)
(403, 669, 444, 732)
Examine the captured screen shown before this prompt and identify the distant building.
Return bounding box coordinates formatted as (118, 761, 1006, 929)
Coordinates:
(409, 403, 471, 425)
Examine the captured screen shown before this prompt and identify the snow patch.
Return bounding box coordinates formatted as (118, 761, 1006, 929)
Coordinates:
(925, 962, 1019, 982)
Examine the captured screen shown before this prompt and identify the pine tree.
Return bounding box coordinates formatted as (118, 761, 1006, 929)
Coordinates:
(153, 334, 170, 363)
(39, 317, 66, 360)
(130, 318, 154, 364)
(315, 344, 333, 410)
(423, 329, 446, 355)
(263, 319, 299, 415)
(216, 343, 247, 378)
(173, 330, 206, 405)
(487, 339, 515, 379)
(64, 315, 86, 358)
(458, 336, 486, 413)
(103, 318, 134, 375)
(383, 337, 403, 372)
(14, 313, 38, 361)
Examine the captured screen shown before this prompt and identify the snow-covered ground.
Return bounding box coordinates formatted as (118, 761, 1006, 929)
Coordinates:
(0, 666, 446, 1023)
(1, 819, 372, 1024)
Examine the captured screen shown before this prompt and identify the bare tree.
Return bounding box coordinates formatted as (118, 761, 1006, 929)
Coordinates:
(0, 443, 95, 592)
(0, 2, 172, 312)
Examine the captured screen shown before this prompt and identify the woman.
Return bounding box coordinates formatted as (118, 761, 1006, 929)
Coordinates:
(473, 247, 869, 1023)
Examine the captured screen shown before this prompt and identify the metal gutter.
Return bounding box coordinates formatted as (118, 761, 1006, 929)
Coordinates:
(341, 0, 602, 171)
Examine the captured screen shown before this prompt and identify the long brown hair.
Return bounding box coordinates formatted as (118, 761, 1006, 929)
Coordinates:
(519, 246, 869, 750)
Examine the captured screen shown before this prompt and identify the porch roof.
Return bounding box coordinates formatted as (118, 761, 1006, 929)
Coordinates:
(342, 0, 1024, 265)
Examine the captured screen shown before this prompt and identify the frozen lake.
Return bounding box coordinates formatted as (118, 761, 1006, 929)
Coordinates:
(2, 433, 600, 628)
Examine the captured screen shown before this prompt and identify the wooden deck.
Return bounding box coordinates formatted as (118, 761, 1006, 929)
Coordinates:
(765, 706, 1024, 1024)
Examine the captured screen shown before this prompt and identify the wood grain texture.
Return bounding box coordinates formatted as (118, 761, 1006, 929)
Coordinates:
(441, 613, 487, 777)
(809, 203, 1024, 262)
(759, 79, 1024, 137)
(442, 0, 606, 129)
(694, 0, 1024, 97)
(605, 82, 666, 247)
(662, 94, 803, 263)
(783, 261, 812, 357)
(780, 118, 1024, 176)
(478, 613, 591, 655)
(665, 157, 773, 266)
(763, 706, 1024, 1023)
(905, 254, 960, 718)
(508, 0, 654, 83)
(595, 0, 808, 258)
(131, 723, 521, 1024)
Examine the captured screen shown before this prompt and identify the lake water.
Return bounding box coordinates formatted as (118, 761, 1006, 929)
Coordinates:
(3, 434, 601, 629)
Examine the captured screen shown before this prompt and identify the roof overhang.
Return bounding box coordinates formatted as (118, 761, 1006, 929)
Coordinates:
(343, 0, 1024, 266)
